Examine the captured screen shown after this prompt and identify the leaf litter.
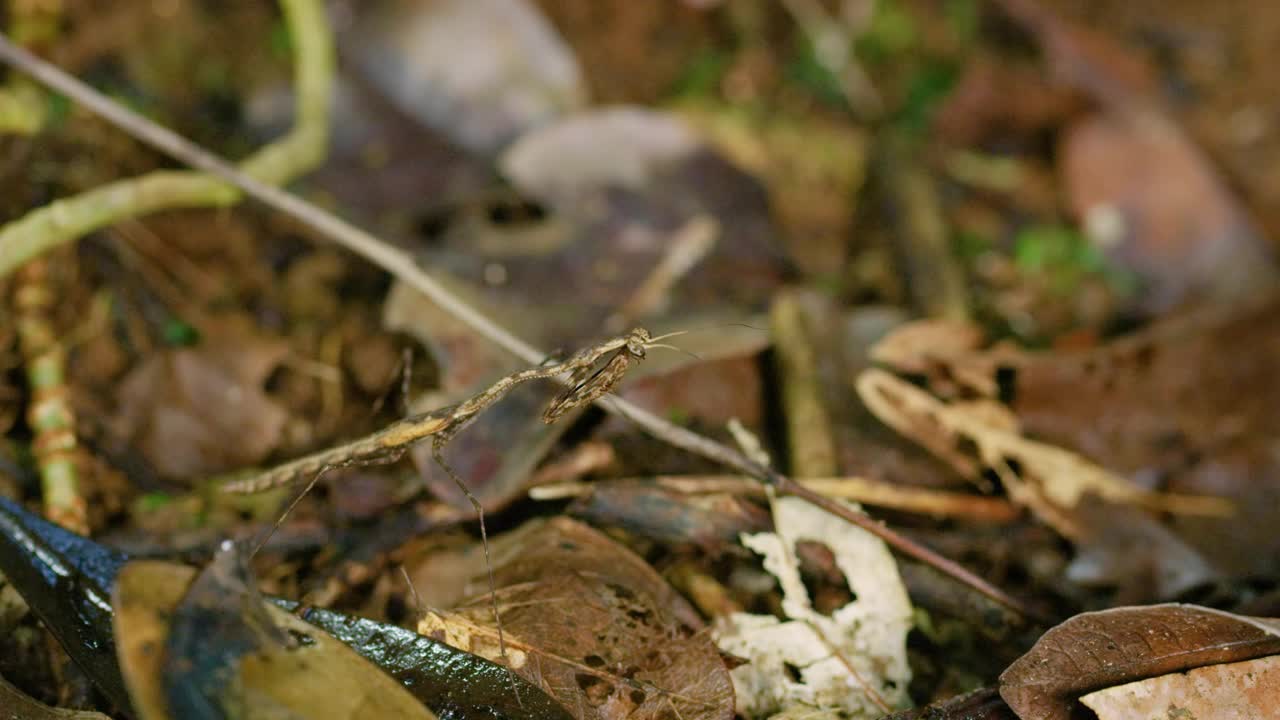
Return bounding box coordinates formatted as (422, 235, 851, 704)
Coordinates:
(8, 0, 1280, 718)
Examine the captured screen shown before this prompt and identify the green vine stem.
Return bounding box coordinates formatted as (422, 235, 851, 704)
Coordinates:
(13, 257, 87, 533)
(0, 0, 334, 277)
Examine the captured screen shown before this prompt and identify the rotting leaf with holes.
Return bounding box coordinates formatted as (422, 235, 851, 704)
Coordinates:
(715, 496, 913, 719)
(418, 517, 733, 720)
(999, 604, 1280, 720)
(854, 366, 1230, 540)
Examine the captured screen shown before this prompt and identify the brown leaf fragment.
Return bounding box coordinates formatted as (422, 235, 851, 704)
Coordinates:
(1060, 110, 1275, 315)
(1000, 604, 1280, 720)
(113, 341, 290, 479)
(1080, 654, 1280, 720)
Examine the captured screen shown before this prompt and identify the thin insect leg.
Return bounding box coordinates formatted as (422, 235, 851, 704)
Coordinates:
(431, 439, 522, 704)
(250, 464, 334, 559)
(399, 347, 413, 415)
(400, 565, 425, 625)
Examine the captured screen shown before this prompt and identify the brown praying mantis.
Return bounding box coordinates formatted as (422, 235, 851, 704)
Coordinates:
(221, 326, 687, 675)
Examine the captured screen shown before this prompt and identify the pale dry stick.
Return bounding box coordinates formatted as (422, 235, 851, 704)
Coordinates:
(531, 475, 1021, 523)
(0, 38, 1043, 622)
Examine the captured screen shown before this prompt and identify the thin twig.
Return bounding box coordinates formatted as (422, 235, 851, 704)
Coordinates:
(532, 475, 1021, 523)
(0, 35, 1043, 621)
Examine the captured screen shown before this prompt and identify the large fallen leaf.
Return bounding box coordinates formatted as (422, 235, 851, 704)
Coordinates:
(999, 604, 1280, 720)
(715, 496, 912, 718)
(1080, 654, 1280, 719)
(418, 517, 732, 720)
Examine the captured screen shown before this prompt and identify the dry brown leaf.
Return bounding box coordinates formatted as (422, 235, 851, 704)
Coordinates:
(418, 517, 731, 720)
(1080, 654, 1280, 719)
(113, 341, 290, 478)
(1001, 293, 1280, 577)
(999, 604, 1280, 720)
(867, 298, 1280, 597)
